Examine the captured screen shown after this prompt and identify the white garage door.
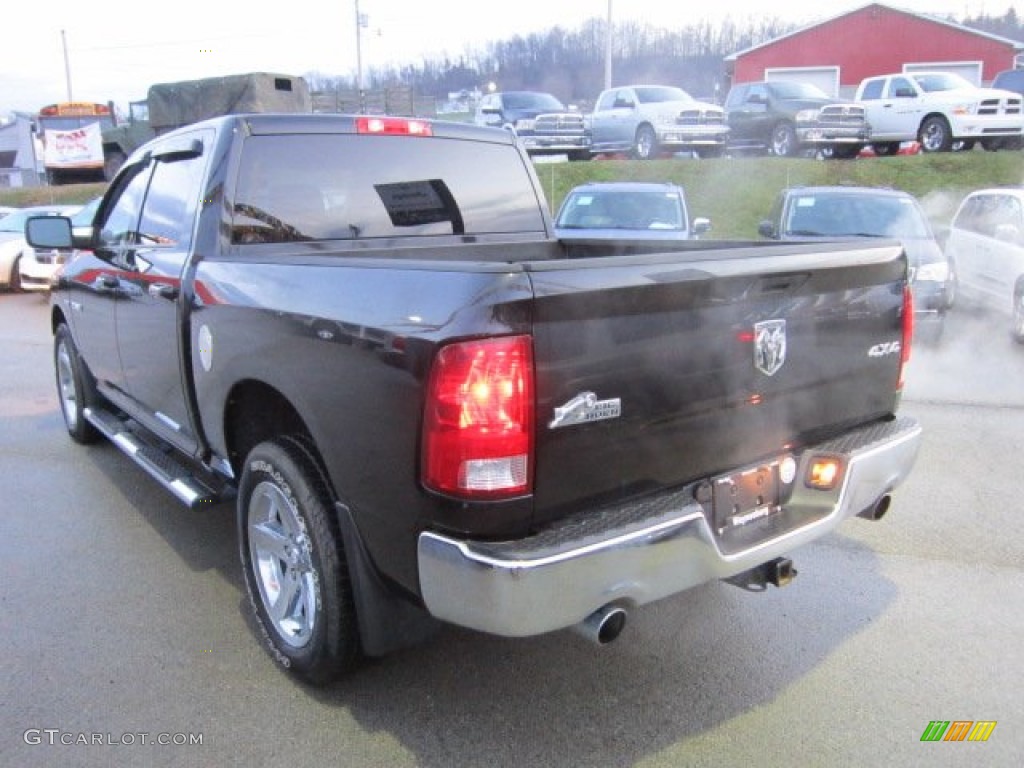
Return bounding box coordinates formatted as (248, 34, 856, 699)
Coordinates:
(903, 61, 983, 85)
(765, 67, 840, 97)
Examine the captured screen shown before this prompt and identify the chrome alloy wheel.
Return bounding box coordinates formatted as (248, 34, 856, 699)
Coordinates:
(247, 481, 318, 648)
(56, 336, 80, 431)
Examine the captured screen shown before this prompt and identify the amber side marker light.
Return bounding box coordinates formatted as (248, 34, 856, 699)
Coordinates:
(806, 457, 843, 490)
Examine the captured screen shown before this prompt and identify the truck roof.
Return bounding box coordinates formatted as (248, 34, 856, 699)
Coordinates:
(179, 113, 522, 146)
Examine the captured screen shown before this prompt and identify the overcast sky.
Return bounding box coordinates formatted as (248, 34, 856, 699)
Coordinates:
(1, 0, 1008, 114)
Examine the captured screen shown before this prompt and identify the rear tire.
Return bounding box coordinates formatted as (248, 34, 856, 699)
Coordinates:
(239, 437, 360, 685)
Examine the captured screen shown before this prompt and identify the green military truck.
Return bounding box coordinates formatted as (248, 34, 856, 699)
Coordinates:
(101, 72, 311, 179)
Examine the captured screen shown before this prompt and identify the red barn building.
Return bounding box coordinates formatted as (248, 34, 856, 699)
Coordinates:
(725, 2, 1024, 97)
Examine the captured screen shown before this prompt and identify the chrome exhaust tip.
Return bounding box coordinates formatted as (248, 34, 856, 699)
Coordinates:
(857, 494, 892, 521)
(573, 604, 628, 645)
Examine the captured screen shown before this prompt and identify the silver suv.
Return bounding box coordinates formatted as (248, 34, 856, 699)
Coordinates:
(945, 187, 1024, 341)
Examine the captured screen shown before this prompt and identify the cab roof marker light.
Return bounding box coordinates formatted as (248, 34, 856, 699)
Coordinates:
(355, 116, 433, 136)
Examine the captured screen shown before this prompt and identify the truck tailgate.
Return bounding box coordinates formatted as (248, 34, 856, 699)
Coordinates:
(525, 241, 908, 522)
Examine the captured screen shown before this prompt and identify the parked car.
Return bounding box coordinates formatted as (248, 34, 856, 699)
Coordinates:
(0, 205, 81, 291)
(990, 69, 1024, 149)
(758, 186, 953, 336)
(724, 81, 870, 158)
(474, 90, 591, 160)
(19, 198, 99, 291)
(944, 187, 1024, 341)
(553, 182, 710, 240)
(854, 71, 1024, 153)
(589, 85, 729, 159)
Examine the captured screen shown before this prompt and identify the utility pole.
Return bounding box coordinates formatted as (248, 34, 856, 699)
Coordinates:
(604, 1, 612, 90)
(354, 0, 366, 112)
(61, 29, 73, 101)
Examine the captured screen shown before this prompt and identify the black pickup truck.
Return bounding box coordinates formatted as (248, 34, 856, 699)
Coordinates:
(29, 114, 922, 685)
(724, 81, 871, 158)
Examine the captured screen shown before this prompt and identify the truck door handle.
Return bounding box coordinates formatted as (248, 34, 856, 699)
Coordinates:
(148, 283, 179, 300)
(99, 275, 119, 289)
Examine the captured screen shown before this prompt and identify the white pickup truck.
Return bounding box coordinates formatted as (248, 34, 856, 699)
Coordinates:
(854, 71, 1024, 153)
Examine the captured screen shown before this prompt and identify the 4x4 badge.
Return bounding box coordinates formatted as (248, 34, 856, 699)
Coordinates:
(754, 319, 787, 376)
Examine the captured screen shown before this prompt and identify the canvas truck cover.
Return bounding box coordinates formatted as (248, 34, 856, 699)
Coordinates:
(147, 73, 311, 132)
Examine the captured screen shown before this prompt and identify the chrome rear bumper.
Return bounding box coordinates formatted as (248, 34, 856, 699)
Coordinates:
(418, 416, 922, 637)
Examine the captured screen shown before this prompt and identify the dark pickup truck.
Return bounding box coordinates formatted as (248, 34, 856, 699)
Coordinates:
(724, 81, 871, 158)
(29, 114, 922, 685)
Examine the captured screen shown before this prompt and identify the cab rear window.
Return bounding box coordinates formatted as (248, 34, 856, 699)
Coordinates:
(232, 134, 546, 244)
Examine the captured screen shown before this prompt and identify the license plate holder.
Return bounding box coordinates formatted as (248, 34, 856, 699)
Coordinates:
(712, 460, 782, 533)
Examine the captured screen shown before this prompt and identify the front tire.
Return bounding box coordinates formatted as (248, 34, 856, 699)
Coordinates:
(8, 256, 23, 292)
(770, 122, 797, 157)
(633, 125, 658, 159)
(54, 324, 101, 444)
(1013, 289, 1024, 344)
(919, 116, 953, 152)
(239, 437, 360, 685)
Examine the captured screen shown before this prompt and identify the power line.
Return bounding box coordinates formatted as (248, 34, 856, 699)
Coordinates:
(75, 32, 278, 53)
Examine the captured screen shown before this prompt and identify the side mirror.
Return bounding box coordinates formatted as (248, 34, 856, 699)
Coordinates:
(25, 216, 73, 249)
(692, 217, 711, 237)
(758, 220, 776, 238)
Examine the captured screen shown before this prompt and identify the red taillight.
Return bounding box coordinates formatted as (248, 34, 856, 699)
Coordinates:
(422, 335, 534, 499)
(355, 116, 433, 136)
(898, 284, 913, 390)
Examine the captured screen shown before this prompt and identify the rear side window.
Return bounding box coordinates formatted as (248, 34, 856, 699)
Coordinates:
(232, 134, 546, 244)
